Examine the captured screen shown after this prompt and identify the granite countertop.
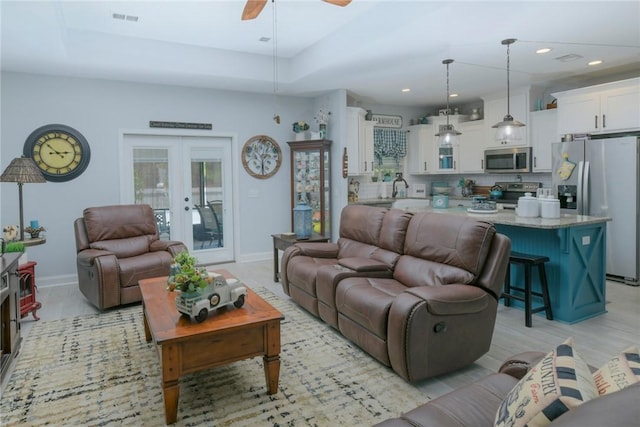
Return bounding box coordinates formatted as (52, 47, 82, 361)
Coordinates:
(402, 206, 611, 229)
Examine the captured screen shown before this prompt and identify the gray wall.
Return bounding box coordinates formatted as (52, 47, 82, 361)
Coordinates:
(1, 71, 335, 284)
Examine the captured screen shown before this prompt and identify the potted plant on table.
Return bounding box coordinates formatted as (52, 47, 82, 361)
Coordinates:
(167, 251, 209, 295)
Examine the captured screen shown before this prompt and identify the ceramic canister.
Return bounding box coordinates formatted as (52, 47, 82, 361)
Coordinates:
(516, 192, 540, 217)
(432, 194, 449, 209)
(540, 197, 561, 219)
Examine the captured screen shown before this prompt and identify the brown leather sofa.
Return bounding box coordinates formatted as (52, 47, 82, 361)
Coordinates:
(375, 351, 640, 426)
(281, 205, 511, 382)
(74, 204, 187, 309)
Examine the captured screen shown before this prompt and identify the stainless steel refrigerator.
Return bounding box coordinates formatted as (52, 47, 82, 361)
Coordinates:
(552, 135, 640, 286)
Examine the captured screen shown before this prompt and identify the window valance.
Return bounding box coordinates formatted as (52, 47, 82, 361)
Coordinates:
(373, 128, 407, 163)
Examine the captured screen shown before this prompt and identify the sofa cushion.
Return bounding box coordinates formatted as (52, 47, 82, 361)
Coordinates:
(90, 235, 152, 258)
(118, 251, 174, 288)
(83, 204, 158, 242)
(393, 255, 475, 287)
(336, 277, 407, 339)
(404, 212, 495, 278)
(339, 257, 389, 272)
(339, 205, 387, 246)
(494, 338, 598, 427)
(592, 346, 640, 395)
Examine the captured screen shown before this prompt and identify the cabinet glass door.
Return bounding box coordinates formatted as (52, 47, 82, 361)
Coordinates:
(288, 140, 331, 237)
(438, 146, 454, 170)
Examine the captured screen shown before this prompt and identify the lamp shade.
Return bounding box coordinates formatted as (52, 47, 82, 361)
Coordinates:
(435, 124, 461, 147)
(0, 157, 46, 183)
(492, 114, 525, 143)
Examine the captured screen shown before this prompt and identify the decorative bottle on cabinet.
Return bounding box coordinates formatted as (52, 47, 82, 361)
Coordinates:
(287, 139, 332, 237)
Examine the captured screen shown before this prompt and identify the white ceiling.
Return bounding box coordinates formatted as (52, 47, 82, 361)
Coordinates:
(2, 0, 640, 107)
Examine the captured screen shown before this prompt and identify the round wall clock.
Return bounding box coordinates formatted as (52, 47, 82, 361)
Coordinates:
(23, 124, 91, 182)
(241, 135, 282, 179)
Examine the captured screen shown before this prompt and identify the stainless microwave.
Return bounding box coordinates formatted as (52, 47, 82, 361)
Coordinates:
(484, 147, 532, 173)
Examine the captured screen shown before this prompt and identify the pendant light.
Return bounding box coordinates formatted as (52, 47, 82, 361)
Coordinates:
(492, 38, 525, 143)
(435, 59, 461, 147)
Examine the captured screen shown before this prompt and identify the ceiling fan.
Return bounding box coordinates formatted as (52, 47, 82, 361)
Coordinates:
(241, 0, 352, 21)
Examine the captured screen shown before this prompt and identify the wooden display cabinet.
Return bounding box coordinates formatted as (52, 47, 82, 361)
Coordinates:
(287, 139, 332, 237)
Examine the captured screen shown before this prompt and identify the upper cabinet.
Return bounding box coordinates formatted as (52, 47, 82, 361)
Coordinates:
(483, 89, 531, 148)
(457, 120, 487, 173)
(346, 107, 375, 176)
(407, 124, 435, 174)
(553, 78, 640, 135)
(529, 109, 557, 173)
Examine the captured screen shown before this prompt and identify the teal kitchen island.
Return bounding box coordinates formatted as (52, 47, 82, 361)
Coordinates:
(405, 206, 611, 324)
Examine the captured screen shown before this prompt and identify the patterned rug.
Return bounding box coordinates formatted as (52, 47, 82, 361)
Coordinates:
(1, 287, 430, 426)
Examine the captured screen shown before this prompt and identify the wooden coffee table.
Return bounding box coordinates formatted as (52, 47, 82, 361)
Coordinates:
(139, 271, 284, 424)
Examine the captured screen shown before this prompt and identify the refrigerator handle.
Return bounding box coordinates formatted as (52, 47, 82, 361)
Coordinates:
(582, 161, 590, 215)
(577, 161, 585, 215)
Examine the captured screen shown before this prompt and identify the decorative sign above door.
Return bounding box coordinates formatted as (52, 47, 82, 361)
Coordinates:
(371, 114, 402, 129)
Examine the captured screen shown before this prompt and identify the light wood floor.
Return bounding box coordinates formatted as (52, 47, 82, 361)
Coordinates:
(5, 259, 640, 398)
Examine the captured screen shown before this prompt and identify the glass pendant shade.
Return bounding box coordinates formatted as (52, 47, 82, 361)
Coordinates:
(493, 38, 525, 143)
(434, 59, 461, 147)
(436, 124, 461, 147)
(493, 114, 525, 143)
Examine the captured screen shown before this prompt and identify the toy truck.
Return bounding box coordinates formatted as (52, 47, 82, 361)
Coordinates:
(175, 273, 247, 323)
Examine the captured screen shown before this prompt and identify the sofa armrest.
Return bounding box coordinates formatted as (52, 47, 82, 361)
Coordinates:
(403, 284, 489, 316)
(339, 257, 389, 272)
(498, 351, 547, 380)
(149, 239, 187, 256)
(76, 249, 120, 309)
(295, 242, 339, 258)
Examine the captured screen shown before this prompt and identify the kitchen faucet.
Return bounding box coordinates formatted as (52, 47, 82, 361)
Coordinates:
(392, 173, 409, 198)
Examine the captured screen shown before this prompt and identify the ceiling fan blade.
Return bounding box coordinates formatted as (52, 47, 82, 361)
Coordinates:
(323, 0, 352, 6)
(241, 0, 268, 20)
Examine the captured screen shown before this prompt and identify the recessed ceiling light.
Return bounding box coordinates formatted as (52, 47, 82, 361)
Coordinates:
(536, 48, 552, 54)
(401, 88, 411, 93)
(450, 93, 459, 98)
(588, 60, 604, 66)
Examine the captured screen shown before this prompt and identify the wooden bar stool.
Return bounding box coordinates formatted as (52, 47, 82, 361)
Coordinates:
(502, 252, 553, 327)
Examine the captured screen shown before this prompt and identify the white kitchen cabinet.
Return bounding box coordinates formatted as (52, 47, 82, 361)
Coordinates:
(530, 109, 557, 172)
(553, 78, 640, 135)
(483, 90, 529, 148)
(457, 120, 487, 173)
(407, 124, 435, 174)
(346, 107, 375, 176)
(434, 143, 459, 174)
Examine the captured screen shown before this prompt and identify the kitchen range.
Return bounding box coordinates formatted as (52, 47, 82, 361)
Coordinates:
(552, 134, 640, 286)
(490, 181, 542, 209)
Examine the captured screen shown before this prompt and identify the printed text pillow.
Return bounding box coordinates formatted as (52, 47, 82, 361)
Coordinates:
(593, 346, 640, 395)
(494, 338, 598, 427)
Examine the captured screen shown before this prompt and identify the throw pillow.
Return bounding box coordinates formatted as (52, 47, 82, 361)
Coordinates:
(494, 338, 599, 427)
(593, 346, 640, 395)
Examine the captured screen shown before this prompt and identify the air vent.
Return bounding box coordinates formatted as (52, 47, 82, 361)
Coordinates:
(554, 54, 583, 62)
(259, 37, 271, 42)
(112, 13, 139, 22)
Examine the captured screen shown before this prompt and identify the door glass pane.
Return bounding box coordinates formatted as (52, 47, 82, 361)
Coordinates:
(191, 157, 224, 250)
(133, 148, 171, 240)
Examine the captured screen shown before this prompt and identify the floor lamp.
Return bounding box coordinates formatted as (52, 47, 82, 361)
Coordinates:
(0, 157, 46, 241)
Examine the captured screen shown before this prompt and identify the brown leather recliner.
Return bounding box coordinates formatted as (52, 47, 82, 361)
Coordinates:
(74, 204, 187, 309)
(375, 351, 640, 427)
(281, 205, 511, 382)
(281, 205, 413, 327)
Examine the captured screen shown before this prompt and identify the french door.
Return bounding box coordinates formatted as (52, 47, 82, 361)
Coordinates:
(121, 132, 234, 264)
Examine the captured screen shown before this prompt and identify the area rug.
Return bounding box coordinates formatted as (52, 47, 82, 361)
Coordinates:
(1, 287, 430, 426)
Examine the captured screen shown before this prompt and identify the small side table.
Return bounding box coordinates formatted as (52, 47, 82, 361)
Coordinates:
(271, 233, 329, 282)
(19, 261, 42, 320)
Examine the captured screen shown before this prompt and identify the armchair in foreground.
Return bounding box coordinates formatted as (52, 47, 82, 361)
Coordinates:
(74, 204, 187, 309)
